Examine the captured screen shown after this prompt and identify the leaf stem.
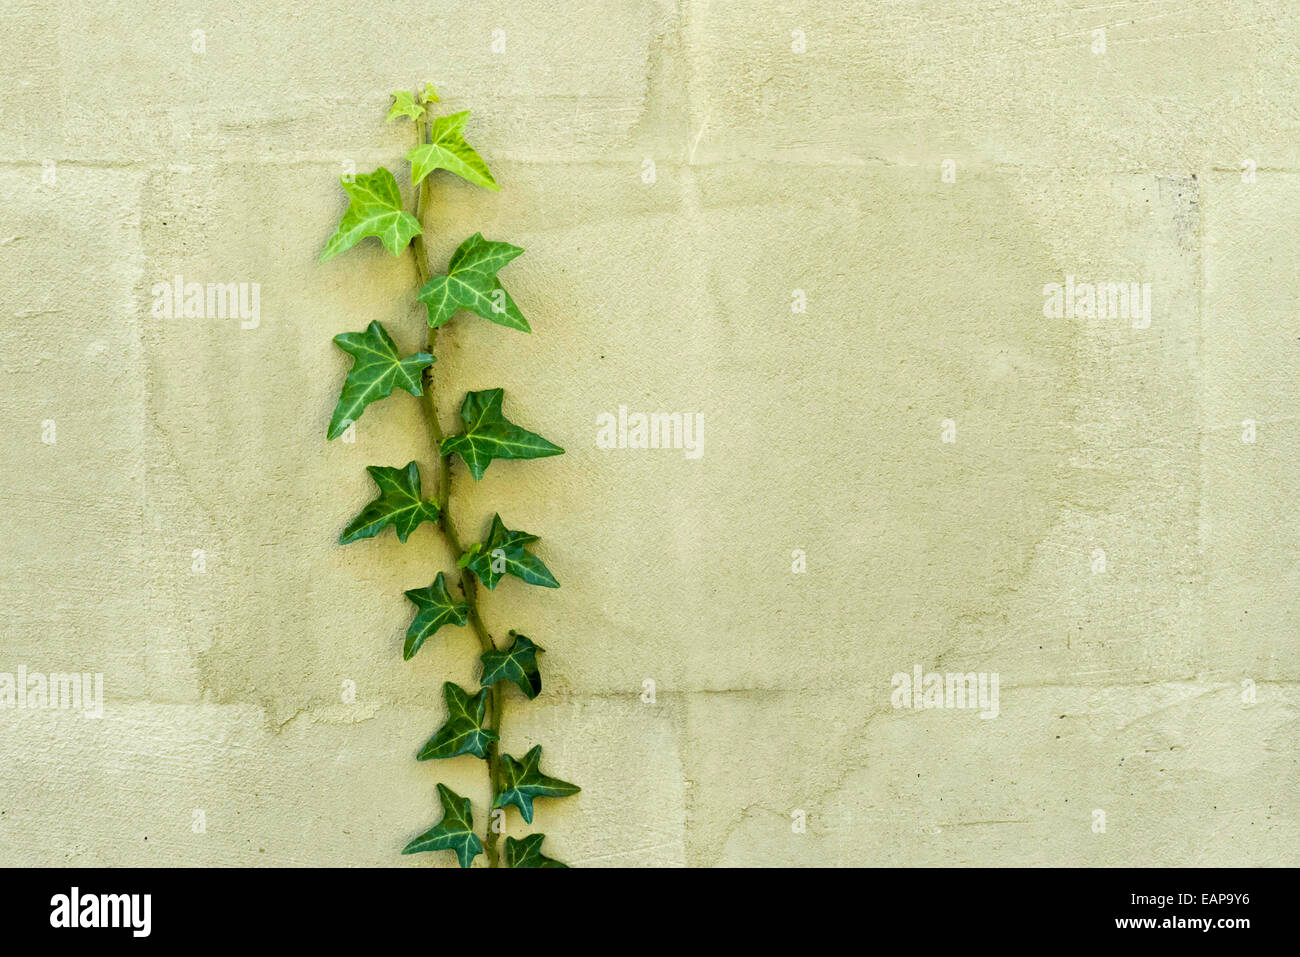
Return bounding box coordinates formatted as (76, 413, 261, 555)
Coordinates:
(410, 99, 504, 868)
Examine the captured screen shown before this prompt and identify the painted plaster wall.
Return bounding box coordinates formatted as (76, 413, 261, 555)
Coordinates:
(0, 0, 1296, 866)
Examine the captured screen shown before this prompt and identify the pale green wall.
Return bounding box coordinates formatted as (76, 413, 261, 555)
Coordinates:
(0, 0, 1296, 866)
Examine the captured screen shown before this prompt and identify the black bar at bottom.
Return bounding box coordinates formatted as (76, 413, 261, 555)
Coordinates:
(0, 866, 1286, 943)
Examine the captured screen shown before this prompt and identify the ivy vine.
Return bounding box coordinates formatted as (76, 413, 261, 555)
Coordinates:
(320, 82, 577, 868)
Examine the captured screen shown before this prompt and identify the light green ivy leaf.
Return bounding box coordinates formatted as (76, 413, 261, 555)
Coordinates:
(387, 90, 424, 123)
(407, 111, 498, 190)
(480, 632, 542, 700)
(463, 514, 559, 591)
(493, 745, 580, 825)
(441, 388, 563, 479)
(401, 783, 483, 868)
(418, 682, 497, 760)
(339, 462, 439, 544)
(421, 82, 440, 103)
(328, 321, 432, 440)
(402, 572, 468, 660)
(416, 233, 530, 332)
(505, 833, 569, 868)
(319, 167, 421, 263)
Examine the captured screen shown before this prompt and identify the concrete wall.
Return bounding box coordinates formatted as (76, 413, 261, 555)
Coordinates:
(0, 0, 1296, 866)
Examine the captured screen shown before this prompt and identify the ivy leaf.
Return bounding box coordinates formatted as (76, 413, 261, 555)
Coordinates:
(328, 321, 433, 440)
(401, 783, 483, 868)
(339, 462, 439, 544)
(493, 745, 580, 825)
(421, 82, 440, 104)
(407, 111, 498, 190)
(480, 632, 542, 700)
(387, 90, 424, 123)
(418, 682, 498, 760)
(416, 233, 530, 332)
(464, 514, 559, 591)
(505, 833, 569, 869)
(441, 388, 564, 479)
(402, 572, 468, 660)
(319, 168, 421, 263)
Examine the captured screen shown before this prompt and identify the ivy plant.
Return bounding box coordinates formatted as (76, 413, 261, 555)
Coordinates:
(320, 82, 577, 868)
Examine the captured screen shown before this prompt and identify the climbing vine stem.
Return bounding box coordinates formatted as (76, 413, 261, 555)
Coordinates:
(409, 98, 505, 867)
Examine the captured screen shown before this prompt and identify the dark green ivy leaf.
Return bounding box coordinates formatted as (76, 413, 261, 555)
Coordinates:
(402, 572, 468, 660)
(441, 388, 564, 479)
(493, 745, 580, 825)
(464, 514, 559, 591)
(505, 833, 569, 868)
(328, 321, 432, 440)
(416, 233, 530, 332)
(319, 168, 421, 263)
(401, 783, 483, 868)
(418, 682, 497, 760)
(407, 111, 498, 190)
(480, 632, 542, 700)
(339, 462, 439, 544)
